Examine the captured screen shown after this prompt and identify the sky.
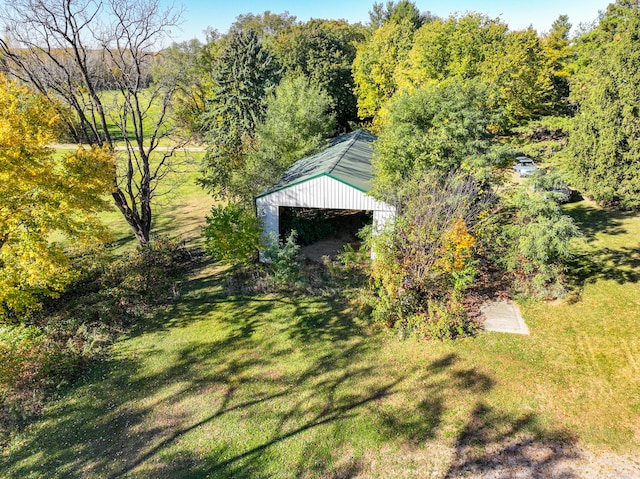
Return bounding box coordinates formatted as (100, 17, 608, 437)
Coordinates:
(167, 0, 612, 43)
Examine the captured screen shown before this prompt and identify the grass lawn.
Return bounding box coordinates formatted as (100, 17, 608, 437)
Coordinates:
(1, 183, 639, 476)
(100, 150, 216, 250)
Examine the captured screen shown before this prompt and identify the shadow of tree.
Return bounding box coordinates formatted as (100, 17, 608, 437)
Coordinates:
(566, 204, 630, 241)
(1, 260, 589, 478)
(567, 246, 640, 288)
(445, 403, 579, 479)
(563, 203, 640, 291)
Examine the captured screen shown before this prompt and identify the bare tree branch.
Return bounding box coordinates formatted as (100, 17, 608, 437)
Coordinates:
(0, 0, 186, 245)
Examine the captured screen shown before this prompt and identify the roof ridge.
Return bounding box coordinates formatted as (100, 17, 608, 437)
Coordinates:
(326, 130, 361, 176)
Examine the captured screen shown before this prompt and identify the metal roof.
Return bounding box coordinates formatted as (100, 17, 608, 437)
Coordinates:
(255, 129, 377, 199)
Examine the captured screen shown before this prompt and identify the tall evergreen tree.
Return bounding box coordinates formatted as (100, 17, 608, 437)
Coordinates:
(567, 1, 640, 209)
(200, 29, 279, 198)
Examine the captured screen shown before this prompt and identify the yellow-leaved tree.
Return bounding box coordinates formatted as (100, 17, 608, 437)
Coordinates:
(0, 75, 114, 319)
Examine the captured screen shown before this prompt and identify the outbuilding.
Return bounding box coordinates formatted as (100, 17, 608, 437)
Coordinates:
(255, 129, 395, 258)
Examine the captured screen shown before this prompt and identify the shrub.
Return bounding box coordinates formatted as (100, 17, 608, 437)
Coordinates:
(102, 237, 190, 310)
(527, 169, 572, 203)
(369, 171, 496, 337)
(203, 203, 261, 265)
(497, 186, 581, 297)
(0, 325, 47, 390)
(401, 296, 479, 341)
(0, 237, 191, 441)
(0, 323, 76, 439)
(261, 231, 301, 284)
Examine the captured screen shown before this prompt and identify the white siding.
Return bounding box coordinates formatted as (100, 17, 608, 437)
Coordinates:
(256, 175, 394, 212)
(373, 209, 395, 231)
(255, 175, 396, 261)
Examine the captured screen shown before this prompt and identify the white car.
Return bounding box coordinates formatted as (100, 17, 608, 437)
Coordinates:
(513, 156, 538, 177)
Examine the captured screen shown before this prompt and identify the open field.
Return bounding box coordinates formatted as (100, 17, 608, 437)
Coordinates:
(1, 160, 639, 477)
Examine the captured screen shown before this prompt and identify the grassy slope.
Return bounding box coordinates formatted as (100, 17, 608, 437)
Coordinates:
(1, 173, 639, 476)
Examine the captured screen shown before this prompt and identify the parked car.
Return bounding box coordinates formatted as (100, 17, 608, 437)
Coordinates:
(529, 168, 573, 203)
(513, 156, 539, 177)
(542, 185, 572, 203)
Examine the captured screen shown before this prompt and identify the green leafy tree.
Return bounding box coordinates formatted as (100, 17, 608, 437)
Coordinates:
(484, 28, 555, 123)
(200, 29, 279, 199)
(273, 19, 365, 129)
(216, 74, 335, 202)
(368, 0, 430, 31)
(162, 37, 220, 138)
(231, 10, 298, 36)
(398, 14, 554, 124)
(353, 17, 417, 123)
(567, 1, 640, 209)
(0, 77, 113, 318)
(542, 15, 575, 112)
(372, 78, 509, 201)
(244, 75, 335, 196)
(402, 13, 507, 83)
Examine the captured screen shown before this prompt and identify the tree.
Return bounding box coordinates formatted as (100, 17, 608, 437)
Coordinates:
(273, 19, 365, 129)
(239, 74, 335, 200)
(368, 0, 431, 31)
(0, 0, 185, 245)
(484, 28, 555, 123)
(0, 76, 113, 318)
(161, 38, 215, 138)
(542, 15, 574, 113)
(204, 74, 334, 202)
(231, 10, 298, 37)
(352, 17, 417, 123)
(567, 1, 640, 209)
(372, 79, 509, 202)
(199, 28, 279, 199)
(397, 14, 555, 124)
(400, 13, 508, 86)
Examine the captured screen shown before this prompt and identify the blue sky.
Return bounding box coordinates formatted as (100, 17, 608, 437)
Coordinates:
(168, 0, 611, 43)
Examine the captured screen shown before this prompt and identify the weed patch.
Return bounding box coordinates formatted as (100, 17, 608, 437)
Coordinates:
(0, 238, 192, 444)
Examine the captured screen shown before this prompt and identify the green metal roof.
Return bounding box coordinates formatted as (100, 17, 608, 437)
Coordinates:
(256, 129, 377, 198)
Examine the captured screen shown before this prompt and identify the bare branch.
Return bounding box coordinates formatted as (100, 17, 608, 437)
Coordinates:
(0, 0, 186, 245)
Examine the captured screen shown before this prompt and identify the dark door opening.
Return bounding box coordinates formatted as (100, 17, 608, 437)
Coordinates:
(279, 207, 372, 261)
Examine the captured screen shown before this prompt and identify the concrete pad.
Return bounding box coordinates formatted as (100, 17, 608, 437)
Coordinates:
(480, 301, 530, 335)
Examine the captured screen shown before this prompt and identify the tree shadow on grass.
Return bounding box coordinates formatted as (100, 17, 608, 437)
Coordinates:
(566, 203, 631, 242)
(444, 403, 580, 478)
(1, 260, 378, 478)
(564, 203, 640, 291)
(567, 246, 640, 289)
(1, 261, 587, 478)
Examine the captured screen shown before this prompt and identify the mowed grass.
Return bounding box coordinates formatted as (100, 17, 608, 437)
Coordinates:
(1, 189, 639, 476)
(100, 150, 216, 250)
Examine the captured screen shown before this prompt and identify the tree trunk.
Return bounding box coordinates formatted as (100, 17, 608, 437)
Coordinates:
(112, 189, 150, 246)
(0, 0, 183, 249)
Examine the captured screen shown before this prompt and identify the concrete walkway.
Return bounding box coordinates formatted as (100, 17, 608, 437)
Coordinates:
(480, 301, 530, 335)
